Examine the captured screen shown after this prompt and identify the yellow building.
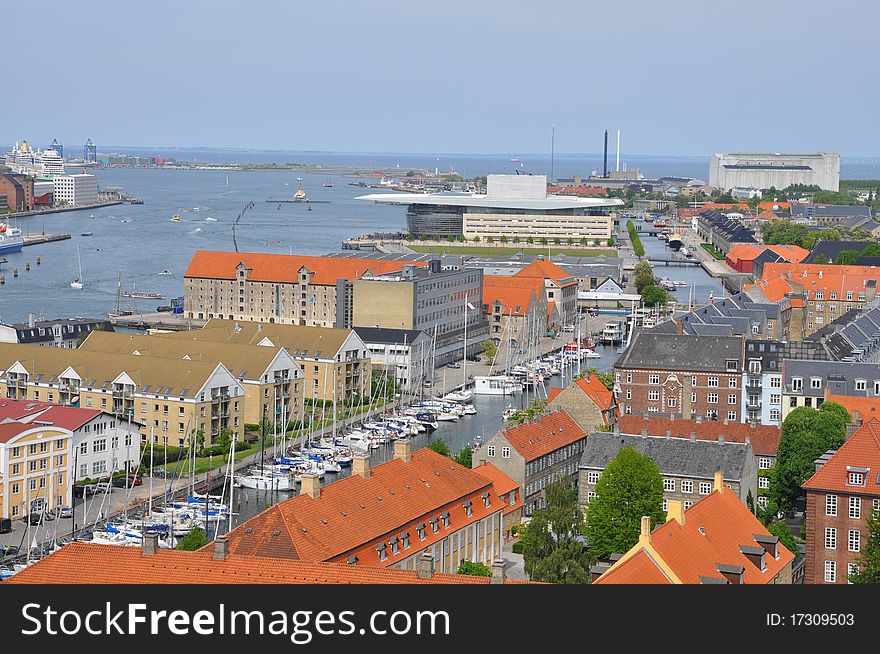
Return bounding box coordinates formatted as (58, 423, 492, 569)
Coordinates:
(0, 422, 72, 520)
(156, 320, 372, 403)
(78, 331, 303, 427)
(0, 344, 245, 446)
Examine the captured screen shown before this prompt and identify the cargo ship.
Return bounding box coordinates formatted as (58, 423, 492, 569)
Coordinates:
(0, 223, 24, 255)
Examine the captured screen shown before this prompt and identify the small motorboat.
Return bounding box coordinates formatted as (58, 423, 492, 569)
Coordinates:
(80, 232, 93, 236)
(158, 269, 173, 275)
(171, 214, 181, 222)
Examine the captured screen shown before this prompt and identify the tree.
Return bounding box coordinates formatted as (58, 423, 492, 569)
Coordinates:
(513, 236, 520, 244)
(580, 237, 587, 246)
(771, 403, 850, 513)
(584, 367, 614, 391)
(427, 438, 450, 457)
(177, 527, 210, 551)
(520, 477, 591, 583)
(641, 284, 669, 307)
(454, 446, 473, 469)
(607, 237, 615, 247)
(633, 260, 655, 293)
(507, 399, 546, 426)
(527, 236, 534, 244)
(447, 235, 455, 243)
(499, 235, 508, 244)
(584, 446, 666, 560)
(767, 519, 799, 560)
(487, 236, 494, 243)
(481, 338, 498, 362)
(472, 235, 481, 243)
(554, 237, 561, 245)
(457, 560, 491, 576)
(850, 507, 880, 584)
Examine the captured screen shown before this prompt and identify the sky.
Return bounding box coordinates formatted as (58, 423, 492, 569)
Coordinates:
(4, 0, 878, 157)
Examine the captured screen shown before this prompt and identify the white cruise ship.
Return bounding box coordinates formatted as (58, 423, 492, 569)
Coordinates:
(4, 140, 65, 176)
(0, 223, 24, 254)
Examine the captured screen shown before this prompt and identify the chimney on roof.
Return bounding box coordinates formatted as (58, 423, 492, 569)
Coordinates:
(642, 428, 648, 437)
(753, 533, 779, 559)
(666, 429, 672, 437)
(638, 515, 652, 545)
(718, 435, 725, 443)
(417, 552, 435, 580)
(301, 474, 321, 499)
(722, 418, 729, 426)
(212, 536, 229, 561)
(690, 432, 697, 440)
(353, 454, 371, 480)
(142, 533, 159, 556)
(713, 470, 724, 493)
(394, 438, 412, 463)
(695, 415, 703, 424)
(491, 558, 506, 584)
(667, 499, 685, 526)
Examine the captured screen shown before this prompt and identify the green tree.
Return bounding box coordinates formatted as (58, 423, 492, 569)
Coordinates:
(427, 438, 450, 457)
(499, 235, 507, 244)
(554, 237, 561, 245)
(507, 399, 546, 426)
(850, 507, 880, 584)
(527, 236, 534, 244)
(584, 446, 666, 560)
(606, 237, 615, 247)
(513, 236, 520, 244)
(580, 237, 587, 246)
(457, 560, 491, 576)
(520, 477, 591, 583)
(481, 338, 498, 362)
(447, 235, 455, 243)
(472, 235, 481, 243)
(487, 236, 494, 243)
(835, 250, 861, 266)
(454, 446, 473, 469)
(767, 519, 799, 560)
(771, 403, 850, 513)
(177, 527, 210, 551)
(633, 260, 655, 293)
(641, 284, 669, 307)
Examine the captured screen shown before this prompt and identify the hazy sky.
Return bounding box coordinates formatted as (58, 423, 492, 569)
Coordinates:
(5, 0, 877, 156)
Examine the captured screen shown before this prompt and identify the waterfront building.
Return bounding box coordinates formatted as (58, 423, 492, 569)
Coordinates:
(0, 315, 112, 349)
(358, 174, 622, 240)
(0, 399, 141, 481)
(223, 442, 519, 574)
(725, 243, 809, 274)
(157, 319, 371, 403)
(649, 291, 791, 341)
(578, 432, 756, 511)
(474, 410, 588, 516)
(183, 250, 425, 328)
(594, 473, 794, 584)
(789, 203, 871, 226)
(0, 343, 245, 445)
(77, 331, 303, 426)
(614, 332, 744, 421)
(780, 359, 880, 420)
(482, 275, 548, 356)
(709, 152, 839, 192)
(0, 421, 71, 520)
(802, 420, 880, 584)
(52, 173, 98, 207)
(352, 327, 432, 393)
(546, 374, 616, 431)
(0, 173, 34, 212)
(512, 257, 578, 327)
(351, 261, 487, 367)
(4, 141, 65, 176)
(695, 210, 758, 254)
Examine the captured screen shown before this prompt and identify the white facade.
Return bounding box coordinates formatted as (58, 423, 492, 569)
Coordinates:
(71, 414, 142, 480)
(709, 152, 839, 192)
(742, 369, 782, 426)
(53, 174, 98, 206)
(360, 332, 432, 392)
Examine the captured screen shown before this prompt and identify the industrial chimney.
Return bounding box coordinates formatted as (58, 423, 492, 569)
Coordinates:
(603, 130, 609, 178)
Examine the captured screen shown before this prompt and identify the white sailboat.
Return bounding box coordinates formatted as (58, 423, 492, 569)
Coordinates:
(70, 243, 84, 289)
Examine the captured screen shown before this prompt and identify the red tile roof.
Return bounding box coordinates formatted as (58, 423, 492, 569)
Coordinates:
(185, 251, 426, 285)
(765, 244, 809, 263)
(0, 422, 37, 443)
(514, 259, 576, 287)
(547, 375, 615, 425)
(824, 395, 880, 424)
(500, 410, 587, 462)
(595, 549, 672, 584)
(6, 543, 518, 584)
(750, 275, 795, 302)
(726, 244, 766, 264)
(597, 486, 794, 584)
(0, 399, 105, 432)
(616, 415, 780, 456)
(223, 448, 507, 566)
(471, 463, 523, 516)
(547, 388, 563, 403)
(760, 262, 878, 302)
(802, 419, 880, 496)
(482, 276, 542, 317)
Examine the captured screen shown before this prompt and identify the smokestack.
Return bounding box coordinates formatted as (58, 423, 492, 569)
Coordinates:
(603, 130, 608, 178)
(616, 129, 621, 172)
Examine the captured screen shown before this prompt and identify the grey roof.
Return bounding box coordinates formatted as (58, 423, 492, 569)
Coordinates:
(353, 327, 427, 346)
(654, 291, 780, 339)
(790, 205, 872, 219)
(783, 359, 880, 396)
(698, 210, 758, 244)
(6, 318, 113, 345)
(579, 432, 751, 480)
(357, 191, 623, 211)
(616, 332, 743, 372)
(806, 304, 880, 361)
(803, 241, 877, 264)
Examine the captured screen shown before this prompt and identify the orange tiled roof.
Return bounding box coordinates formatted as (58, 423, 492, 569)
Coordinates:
(185, 251, 426, 285)
(500, 410, 587, 462)
(616, 415, 780, 456)
(726, 244, 766, 264)
(547, 388, 564, 403)
(6, 543, 515, 584)
(802, 419, 880, 495)
(471, 462, 523, 516)
(760, 262, 878, 301)
(483, 276, 542, 317)
(765, 244, 809, 263)
(750, 275, 795, 302)
(514, 259, 577, 287)
(824, 395, 880, 424)
(595, 549, 673, 584)
(702, 202, 790, 211)
(597, 487, 794, 584)
(574, 375, 614, 419)
(224, 448, 506, 566)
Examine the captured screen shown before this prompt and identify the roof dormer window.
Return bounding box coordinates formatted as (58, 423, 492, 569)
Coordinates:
(482, 491, 491, 508)
(847, 468, 867, 486)
(416, 522, 426, 540)
(377, 542, 387, 561)
(441, 512, 450, 529)
(463, 500, 472, 517)
(389, 536, 400, 555)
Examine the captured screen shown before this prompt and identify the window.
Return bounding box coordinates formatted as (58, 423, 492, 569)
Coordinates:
(626, 373, 632, 384)
(757, 496, 768, 509)
(663, 478, 675, 492)
(626, 389, 631, 400)
(377, 543, 387, 561)
(825, 527, 837, 549)
(791, 377, 803, 391)
(662, 499, 668, 512)
(824, 560, 836, 583)
(728, 394, 737, 405)
(708, 377, 719, 388)
(727, 411, 737, 421)
(770, 393, 780, 405)
(810, 377, 822, 389)
(874, 498, 880, 513)
(729, 378, 737, 388)
(770, 377, 781, 388)
(826, 494, 838, 516)
(850, 496, 861, 519)
(587, 491, 597, 502)
(93, 439, 107, 453)
(691, 376, 698, 386)
(856, 379, 867, 391)
(770, 409, 780, 421)
(648, 390, 660, 401)
(501, 446, 510, 459)
(758, 457, 772, 469)
(11, 463, 19, 475)
(699, 481, 712, 495)
(681, 480, 693, 494)
(849, 530, 861, 552)
(707, 393, 718, 404)
(848, 563, 859, 582)
(759, 476, 770, 489)
(684, 501, 693, 509)
(649, 374, 660, 385)
(487, 445, 495, 457)
(691, 392, 697, 403)
(667, 397, 677, 408)
(587, 471, 600, 484)
(848, 472, 864, 486)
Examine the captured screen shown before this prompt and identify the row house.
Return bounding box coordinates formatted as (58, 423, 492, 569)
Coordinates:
(482, 275, 549, 357)
(547, 374, 616, 431)
(781, 359, 880, 420)
(513, 257, 578, 328)
(0, 422, 71, 520)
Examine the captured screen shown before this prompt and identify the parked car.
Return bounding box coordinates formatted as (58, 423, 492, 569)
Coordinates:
(23, 512, 43, 525)
(561, 324, 575, 333)
(447, 362, 461, 369)
(423, 380, 433, 387)
(112, 474, 142, 488)
(466, 354, 481, 362)
(57, 506, 73, 519)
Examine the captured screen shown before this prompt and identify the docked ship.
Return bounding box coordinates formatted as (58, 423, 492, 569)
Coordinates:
(667, 233, 683, 250)
(4, 140, 64, 176)
(122, 290, 165, 299)
(0, 223, 24, 254)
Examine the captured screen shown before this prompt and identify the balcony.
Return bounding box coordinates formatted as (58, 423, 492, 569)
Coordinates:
(112, 389, 132, 399)
(747, 398, 761, 409)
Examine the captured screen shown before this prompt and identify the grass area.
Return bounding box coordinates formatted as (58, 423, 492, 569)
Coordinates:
(409, 245, 617, 257)
(700, 243, 726, 260)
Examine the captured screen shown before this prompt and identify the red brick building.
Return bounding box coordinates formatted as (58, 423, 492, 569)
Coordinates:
(0, 173, 34, 212)
(802, 420, 880, 584)
(614, 333, 745, 422)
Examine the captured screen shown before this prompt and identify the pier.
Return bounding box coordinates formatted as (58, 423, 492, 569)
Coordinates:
(648, 256, 702, 267)
(23, 232, 71, 246)
(3, 200, 125, 220)
(108, 311, 205, 331)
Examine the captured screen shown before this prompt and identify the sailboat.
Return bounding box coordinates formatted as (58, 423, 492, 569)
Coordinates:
(322, 176, 333, 188)
(442, 293, 475, 404)
(70, 244, 84, 289)
(225, 175, 229, 188)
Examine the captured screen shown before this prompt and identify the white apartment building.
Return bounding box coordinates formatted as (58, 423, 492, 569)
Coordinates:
(53, 174, 98, 206)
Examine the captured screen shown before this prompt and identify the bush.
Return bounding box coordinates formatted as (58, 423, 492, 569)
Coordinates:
(141, 445, 184, 467)
(243, 423, 261, 432)
(512, 540, 523, 554)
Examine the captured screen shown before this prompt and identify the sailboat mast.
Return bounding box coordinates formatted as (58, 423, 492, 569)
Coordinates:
(462, 292, 468, 391)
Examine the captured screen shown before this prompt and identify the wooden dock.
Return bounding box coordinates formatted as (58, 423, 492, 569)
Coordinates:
(23, 233, 71, 246)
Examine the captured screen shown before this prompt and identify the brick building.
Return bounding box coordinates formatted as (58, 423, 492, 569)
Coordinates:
(802, 420, 880, 584)
(614, 333, 744, 421)
(547, 374, 616, 430)
(0, 173, 34, 212)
